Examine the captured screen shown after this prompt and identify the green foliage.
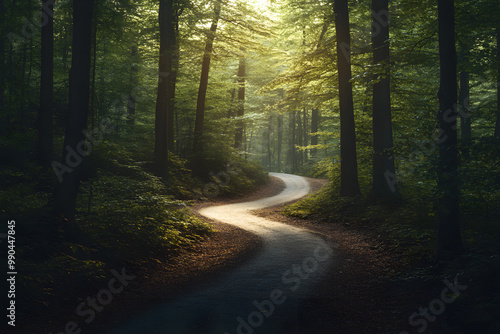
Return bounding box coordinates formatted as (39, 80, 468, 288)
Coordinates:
(77, 167, 214, 258)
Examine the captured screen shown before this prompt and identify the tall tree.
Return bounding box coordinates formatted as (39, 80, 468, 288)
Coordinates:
(155, 0, 179, 168)
(54, 0, 94, 224)
(19, 0, 33, 130)
(0, 0, 5, 112)
(288, 110, 297, 173)
(234, 50, 246, 149)
(39, 0, 55, 167)
(495, 28, 500, 139)
(334, 0, 361, 196)
(371, 0, 398, 198)
(458, 42, 471, 146)
(310, 108, 319, 157)
(193, 0, 222, 155)
(436, 0, 462, 253)
(277, 112, 283, 172)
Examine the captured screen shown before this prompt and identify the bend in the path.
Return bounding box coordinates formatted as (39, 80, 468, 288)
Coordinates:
(109, 173, 337, 334)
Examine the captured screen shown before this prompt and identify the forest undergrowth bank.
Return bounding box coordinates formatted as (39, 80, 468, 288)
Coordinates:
(0, 134, 268, 332)
(284, 153, 500, 333)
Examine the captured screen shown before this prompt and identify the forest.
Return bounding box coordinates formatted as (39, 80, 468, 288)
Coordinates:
(0, 0, 499, 333)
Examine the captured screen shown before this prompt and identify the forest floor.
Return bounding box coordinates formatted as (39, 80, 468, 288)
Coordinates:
(31, 175, 470, 334)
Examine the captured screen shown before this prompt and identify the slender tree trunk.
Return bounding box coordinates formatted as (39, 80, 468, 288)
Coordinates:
(127, 45, 138, 125)
(297, 108, 303, 167)
(303, 107, 308, 162)
(495, 28, 500, 139)
(8, 32, 13, 107)
(458, 42, 471, 147)
(437, 0, 462, 254)
(277, 113, 283, 172)
(234, 50, 246, 149)
(19, 0, 31, 129)
(0, 0, 6, 115)
(87, 3, 98, 214)
(39, 0, 55, 167)
(54, 0, 94, 223)
(193, 0, 221, 155)
(155, 0, 178, 168)
(459, 71, 471, 144)
(267, 114, 272, 170)
(371, 0, 398, 198)
(288, 111, 296, 173)
(311, 108, 319, 157)
(168, 10, 180, 152)
(334, 0, 361, 196)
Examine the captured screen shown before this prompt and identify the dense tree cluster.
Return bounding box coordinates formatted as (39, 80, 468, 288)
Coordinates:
(0, 0, 498, 317)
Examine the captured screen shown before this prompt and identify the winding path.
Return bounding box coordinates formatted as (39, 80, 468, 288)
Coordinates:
(110, 173, 336, 334)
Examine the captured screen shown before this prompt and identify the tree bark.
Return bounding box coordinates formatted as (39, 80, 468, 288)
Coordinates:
(334, 0, 361, 196)
(19, 0, 32, 130)
(0, 0, 6, 114)
(297, 108, 303, 167)
(54, 0, 94, 222)
(303, 107, 308, 162)
(127, 45, 138, 125)
(267, 114, 272, 170)
(155, 0, 178, 168)
(459, 70, 471, 144)
(288, 111, 296, 173)
(39, 0, 55, 167)
(310, 108, 319, 157)
(437, 0, 462, 254)
(495, 28, 500, 139)
(234, 50, 246, 149)
(193, 0, 221, 155)
(371, 0, 398, 198)
(277, 113, 283, 172)
(458, 42, 471, 147)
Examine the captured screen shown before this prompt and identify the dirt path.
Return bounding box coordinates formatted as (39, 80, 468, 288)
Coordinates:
(107, 173, 338, 334)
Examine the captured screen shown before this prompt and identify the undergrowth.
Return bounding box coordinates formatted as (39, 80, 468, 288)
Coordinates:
(0, 136, 268, 325)
(284, 154, 500, 332)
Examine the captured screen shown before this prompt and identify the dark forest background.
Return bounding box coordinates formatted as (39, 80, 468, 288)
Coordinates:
(0, 0, 499, 332)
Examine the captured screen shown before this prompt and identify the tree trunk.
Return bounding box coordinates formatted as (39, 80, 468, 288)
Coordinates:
(19, 0, 31, 130)
(193, 0, 221, 155)
(371, 0, 398, 198)
(0, 0, 6, 116)
(39, 0, 55, 167)
(267, 114, 272, 170)
(458, 42, 471, 147)
(127, 46, 138, 125)
(459, 70, 471, 144)
(54, 0, 94, 222)
(155, 0, 178, 168)
(297, 108, 303, 167)
(234, 50, 246, 149)
(310, 108, 319, 157)
(334, 0, 361, 196)
(277, 113, 283, 172)
(437, 0, 462, 254)
(495, 28, 500, 139)
(303, 107, 308, 162)
(288, 111, 296, 173)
